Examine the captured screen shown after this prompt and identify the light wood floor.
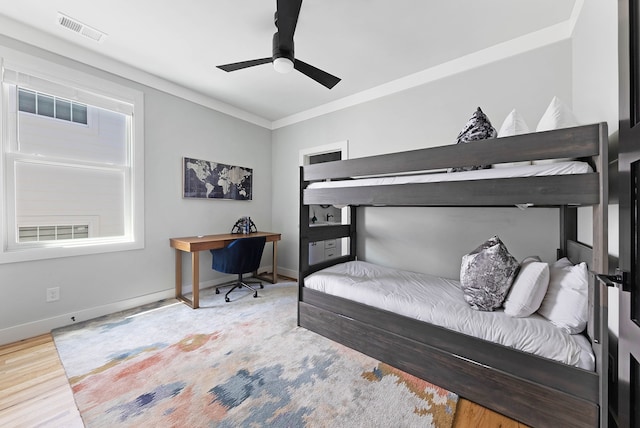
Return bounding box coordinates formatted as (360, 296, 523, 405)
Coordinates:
(0, 334, 83, 427)
(0, 334, 526, 428)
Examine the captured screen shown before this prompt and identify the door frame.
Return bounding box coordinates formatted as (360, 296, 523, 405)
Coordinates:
(617, 1, 640, 426)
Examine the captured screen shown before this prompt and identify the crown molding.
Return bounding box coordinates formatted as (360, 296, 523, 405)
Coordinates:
(271, 19, 576, 130)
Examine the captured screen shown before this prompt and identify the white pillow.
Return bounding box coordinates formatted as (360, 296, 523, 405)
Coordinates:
(537, 258, 589, 334)
(503, 260, 549, 317)
(495, 109, 532, 168)
(498, 109, 531, 137)
(535, 96, 579, 132)
(534, 97, 580, 165)
(521, 255, 542, 264)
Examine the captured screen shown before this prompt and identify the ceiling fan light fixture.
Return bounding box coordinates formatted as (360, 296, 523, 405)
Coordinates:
(273, 57, 294, 74)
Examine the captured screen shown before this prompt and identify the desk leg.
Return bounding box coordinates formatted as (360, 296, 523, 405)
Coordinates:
(192, 251, 200, 309)
(254, 240, 279, 284)
(272, 241, 278, 283)
(175, 250, 182, 299)
(176, 249, 198, 309)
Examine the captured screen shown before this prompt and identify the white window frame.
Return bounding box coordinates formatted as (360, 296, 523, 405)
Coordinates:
(0, 47, 144, 263)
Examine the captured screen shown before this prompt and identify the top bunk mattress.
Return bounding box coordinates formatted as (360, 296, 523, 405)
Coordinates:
(304, 260, 594, 370)
(306, 161, 591, 189)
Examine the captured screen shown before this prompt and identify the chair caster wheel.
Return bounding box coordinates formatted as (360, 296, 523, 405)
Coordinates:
(216, 289, 220, 294)
(260, 284, 264, 289)
(253, 292, 258, 298)
(225, 297, 230, 302)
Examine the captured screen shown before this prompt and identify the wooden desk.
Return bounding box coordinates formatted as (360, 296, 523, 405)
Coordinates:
(170, 231, 281, 308)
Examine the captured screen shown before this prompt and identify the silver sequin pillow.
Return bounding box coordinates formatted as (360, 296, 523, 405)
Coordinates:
(460, 236, 519, 311)
(449, 107, 497, 172)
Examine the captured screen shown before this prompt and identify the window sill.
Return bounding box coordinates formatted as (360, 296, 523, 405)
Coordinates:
(0, 239, 144, 264)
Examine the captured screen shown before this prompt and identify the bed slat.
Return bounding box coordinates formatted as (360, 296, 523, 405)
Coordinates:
(304, 174, 600, 207)
(304, 123, 604, 181)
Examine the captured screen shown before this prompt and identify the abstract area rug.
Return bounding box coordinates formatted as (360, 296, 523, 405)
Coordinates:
(52, 282, 458, 427)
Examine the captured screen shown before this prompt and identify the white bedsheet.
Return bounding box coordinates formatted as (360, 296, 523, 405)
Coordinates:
(307, 161, 591, 189)
(304, 260, 594, 370)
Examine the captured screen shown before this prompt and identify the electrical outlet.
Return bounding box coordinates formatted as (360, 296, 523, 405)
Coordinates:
(46, 287, 60, 302)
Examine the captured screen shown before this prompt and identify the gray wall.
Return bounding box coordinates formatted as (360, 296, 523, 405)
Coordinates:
(572, 0, 619, 255)
(0, 36, 272, 344)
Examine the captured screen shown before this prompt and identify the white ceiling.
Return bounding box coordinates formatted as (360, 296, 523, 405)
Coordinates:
(0, 0, 578, 128)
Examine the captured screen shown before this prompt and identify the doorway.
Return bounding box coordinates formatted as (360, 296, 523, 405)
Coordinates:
(299, 141, 349, 264)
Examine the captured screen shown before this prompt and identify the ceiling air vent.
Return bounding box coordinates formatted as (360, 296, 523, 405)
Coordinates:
(57, 13, 106, 42)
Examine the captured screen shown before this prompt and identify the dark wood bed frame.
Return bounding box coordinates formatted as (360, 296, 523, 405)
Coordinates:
(298, 123, 610, 428)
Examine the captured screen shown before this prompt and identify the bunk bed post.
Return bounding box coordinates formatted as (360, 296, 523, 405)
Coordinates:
(559, 206, 578, 260)
(593, 122, 609, 274)
(593, 272, 609, 428)
(349, 205, 357, 259)
(299, 166, 310, 326)
(594, 121, 609, 428)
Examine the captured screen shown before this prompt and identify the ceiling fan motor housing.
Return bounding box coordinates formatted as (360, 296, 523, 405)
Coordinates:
(272, 32, 293, 62)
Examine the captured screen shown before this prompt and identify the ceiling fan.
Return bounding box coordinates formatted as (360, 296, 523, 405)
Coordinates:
(217, 0, 341, 89)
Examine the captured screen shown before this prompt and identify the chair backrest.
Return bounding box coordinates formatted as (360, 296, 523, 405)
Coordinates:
(210, 236, 266, 275)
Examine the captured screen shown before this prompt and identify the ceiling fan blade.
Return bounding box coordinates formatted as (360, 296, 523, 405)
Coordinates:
(276, 0, 302, 47)
(217, 57, 272, 72)
(294, 59, 341, 89)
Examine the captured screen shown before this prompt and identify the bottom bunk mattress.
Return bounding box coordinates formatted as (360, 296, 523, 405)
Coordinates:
(304, 260, 594, 370)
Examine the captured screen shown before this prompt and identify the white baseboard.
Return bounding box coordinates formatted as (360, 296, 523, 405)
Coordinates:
(0, 266, 297, 346)
(0, 288, 176, 346)
(275, 266, 298, 280)
(254, 264, 297, 281)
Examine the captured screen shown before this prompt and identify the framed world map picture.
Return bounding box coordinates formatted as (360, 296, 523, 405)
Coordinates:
(183, 157, 253, 200)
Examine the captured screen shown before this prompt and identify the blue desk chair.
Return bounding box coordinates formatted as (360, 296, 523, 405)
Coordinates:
(210, 236, 266, 302)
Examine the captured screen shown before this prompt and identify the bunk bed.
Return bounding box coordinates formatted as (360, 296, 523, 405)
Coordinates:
(298, 122, 610, 428)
